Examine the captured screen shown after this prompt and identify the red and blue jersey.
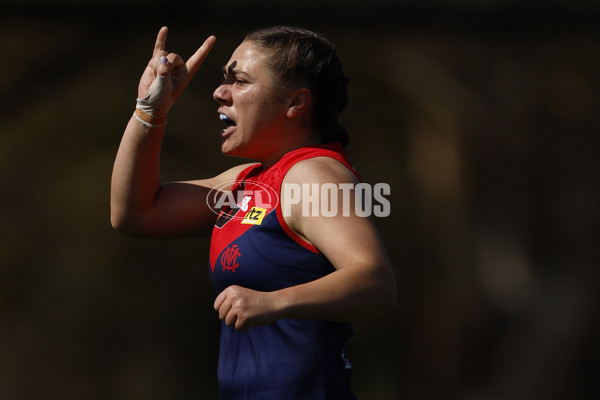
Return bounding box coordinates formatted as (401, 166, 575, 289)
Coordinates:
(209, 143, 358, 399)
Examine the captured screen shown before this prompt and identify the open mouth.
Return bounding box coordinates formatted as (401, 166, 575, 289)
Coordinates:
(220, 113, 237, 136)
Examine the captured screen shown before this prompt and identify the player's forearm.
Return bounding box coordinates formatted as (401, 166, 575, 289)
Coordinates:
(110, 116, 166, 234)
(276, 262, 396, 322)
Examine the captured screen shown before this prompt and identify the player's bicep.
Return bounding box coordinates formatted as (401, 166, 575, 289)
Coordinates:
(141, 162, 258, 237)
(299, 194, 388, 273)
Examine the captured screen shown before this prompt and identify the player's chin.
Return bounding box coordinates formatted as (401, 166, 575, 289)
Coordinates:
(221, 138, 257, 161)
(221, 140, 243, 158)
(220, 135, 233, 153)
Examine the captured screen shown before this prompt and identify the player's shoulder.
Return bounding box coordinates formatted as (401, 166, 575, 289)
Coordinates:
(284, 156, 357, 185)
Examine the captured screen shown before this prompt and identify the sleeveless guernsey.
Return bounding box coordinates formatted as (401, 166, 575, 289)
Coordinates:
(209, 143, 358, 399)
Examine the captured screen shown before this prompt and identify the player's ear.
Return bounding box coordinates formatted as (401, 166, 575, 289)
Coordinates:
(286, 88, 310, 119)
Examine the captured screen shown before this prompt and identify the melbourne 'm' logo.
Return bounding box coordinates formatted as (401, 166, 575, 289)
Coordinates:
(220, 244, 241, 272)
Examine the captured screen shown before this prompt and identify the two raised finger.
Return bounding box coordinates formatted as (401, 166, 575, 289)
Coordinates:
(151, 26, 216, 77)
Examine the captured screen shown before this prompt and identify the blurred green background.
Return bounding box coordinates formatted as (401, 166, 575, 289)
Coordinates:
(1, 1, 598, 399)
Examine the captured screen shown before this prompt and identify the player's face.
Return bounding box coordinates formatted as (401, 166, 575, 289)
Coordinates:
(213, 41, 290, 161)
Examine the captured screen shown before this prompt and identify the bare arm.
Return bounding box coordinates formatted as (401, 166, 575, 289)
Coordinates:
(214, 157, 396, 329)
(278, 158, 396, 320)
(111, 27, 252, 237)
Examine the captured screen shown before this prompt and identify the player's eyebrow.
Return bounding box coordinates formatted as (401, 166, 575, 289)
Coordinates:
(222, 63, 251, 79)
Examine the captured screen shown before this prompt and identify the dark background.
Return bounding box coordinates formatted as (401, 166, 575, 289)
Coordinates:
(1, 1, 598, 399)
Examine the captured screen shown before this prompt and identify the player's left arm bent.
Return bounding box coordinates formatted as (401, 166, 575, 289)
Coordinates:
(214, 157, 396, 330)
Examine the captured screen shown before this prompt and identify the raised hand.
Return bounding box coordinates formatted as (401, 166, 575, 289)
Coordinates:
(137, 26, 216, 117)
